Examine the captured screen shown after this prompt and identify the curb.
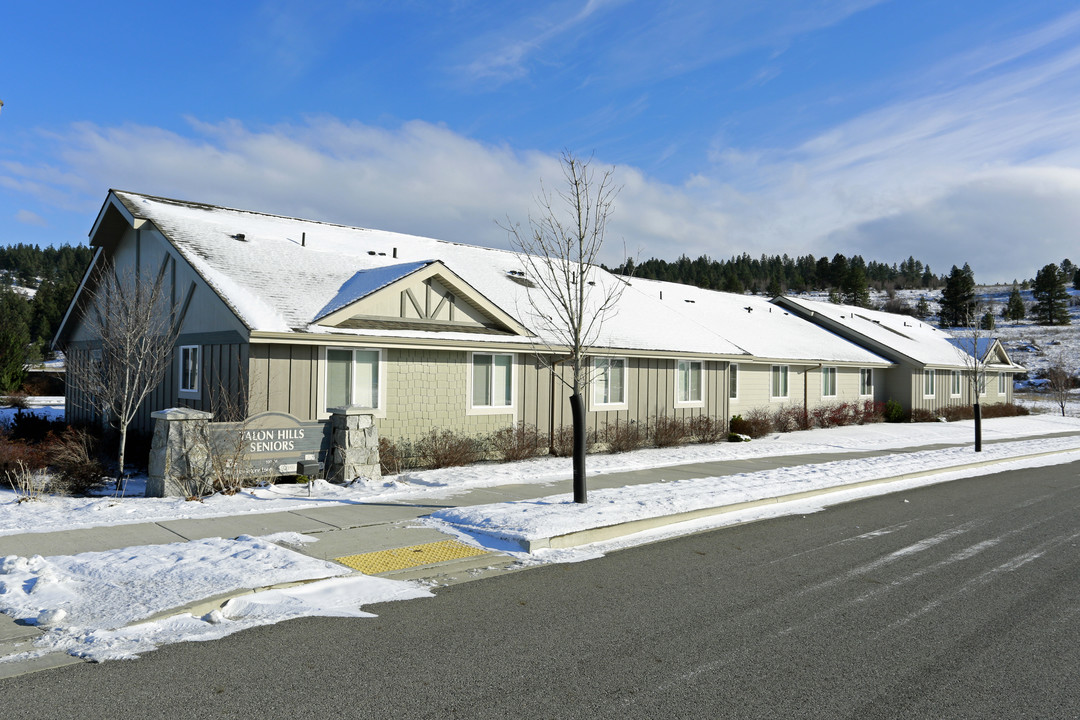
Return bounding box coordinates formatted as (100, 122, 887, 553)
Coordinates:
(523, 445, 1080, 552)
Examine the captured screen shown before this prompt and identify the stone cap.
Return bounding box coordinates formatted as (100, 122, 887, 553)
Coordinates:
(327, 405, 378, 416)
(151, 407, 214, 421)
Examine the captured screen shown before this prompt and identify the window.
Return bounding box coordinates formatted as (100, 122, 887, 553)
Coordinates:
(998, 372, 1007, 395)
(472, 353, 513, 408)
(978, 373, 986, 396)
(179, 345, 200, 397)
(593, 357, 626, 406)
(729, 364, 739, 400)
(771, 365, 789, 399)
(924, 369, 936, 398)
(676, 360, 703, 405)
(326, 348, 382, 411)
(859, 368, 873, 397)
(821, 367, 837, 398)
(950, 370, 962, 397)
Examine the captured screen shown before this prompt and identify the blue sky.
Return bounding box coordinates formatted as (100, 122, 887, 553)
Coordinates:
(4, 1, 1080, 283)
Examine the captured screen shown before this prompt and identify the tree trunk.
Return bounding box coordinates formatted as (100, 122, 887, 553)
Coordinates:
(973, 402, 982, 452)
(570, 391, 587, 503)
(117, 423, 128, 495)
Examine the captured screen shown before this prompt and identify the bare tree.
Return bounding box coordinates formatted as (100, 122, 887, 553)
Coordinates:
(66, 263, 181, 490)
(1045, 356, 1074, 417)
(951, 303, 994, 452)
(502, 152, 625, 503)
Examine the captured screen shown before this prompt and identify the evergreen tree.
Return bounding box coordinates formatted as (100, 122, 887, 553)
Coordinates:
(979, 310, 995, 331)
(1073, 267, 1080, 291)
(840, 262, 872, 307)
(1030, 263, 1071, 325)
(1002, 283, 1026, 322)
(0, 289, 30, 393)
(939, 264, 976, 327)
(914, 296, 931, 320)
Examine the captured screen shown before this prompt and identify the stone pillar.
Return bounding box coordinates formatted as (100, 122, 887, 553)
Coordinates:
(147, 407, 214, 498)
(326, 406, 381, 484)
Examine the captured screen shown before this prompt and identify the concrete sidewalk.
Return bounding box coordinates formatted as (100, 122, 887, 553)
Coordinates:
(2, 430, 1079, 678)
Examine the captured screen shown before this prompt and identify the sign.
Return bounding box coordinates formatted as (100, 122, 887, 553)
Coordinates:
(211, 411, 330, 477)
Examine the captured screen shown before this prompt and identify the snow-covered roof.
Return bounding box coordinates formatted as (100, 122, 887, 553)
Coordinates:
(106, 191, 888, 363)
(777, 296, 1015, 369)
(626, 278, 890, 365)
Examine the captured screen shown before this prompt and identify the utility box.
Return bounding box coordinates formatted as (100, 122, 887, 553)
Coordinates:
(296, 460, 322, 479)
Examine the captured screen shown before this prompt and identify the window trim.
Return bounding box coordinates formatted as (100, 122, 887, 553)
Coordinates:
(770, 365, 790, 401)
(821, 366, 838, 398)
(467, 352, 517, 416)
(950, 370, 962, 398)
(859, 368, 873, 398)
(322, 346, 387, 419)
(923, 369, 936, 399)
(674, 359, 705, 408)
(590, 356, 629, 411)
(178, 345, 201, 399)
(728, 363, 739, 401)
(998, 372, 1007, 395)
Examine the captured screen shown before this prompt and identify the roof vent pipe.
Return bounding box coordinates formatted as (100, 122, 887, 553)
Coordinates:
(233, 233, 246, 241)
(302, 232, 306, 247)
(393, 247, 398, 258)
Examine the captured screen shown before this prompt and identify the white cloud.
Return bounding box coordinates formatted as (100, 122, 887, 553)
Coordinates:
(14, 209, 48, 227)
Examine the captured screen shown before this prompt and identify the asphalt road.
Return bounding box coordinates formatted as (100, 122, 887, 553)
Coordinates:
(6, 460, 1080, 719)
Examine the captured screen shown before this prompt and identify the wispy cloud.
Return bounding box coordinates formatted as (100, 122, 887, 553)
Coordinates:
(14, 209, 48, 227)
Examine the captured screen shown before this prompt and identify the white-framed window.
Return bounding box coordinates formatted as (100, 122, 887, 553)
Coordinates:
(950, 370, 962, 398)
(592, 357, 627, 409)
(924, 369, 936, 398)
(998, 372, 1007, 395)
(978, 373, 987, 396)
(859, 368, 873, 397)
(729, 363, 739, 400)
(178, 345, 200, 398)
(770, 365, 789, 400)
(821, 367, 837, 398)
(676, 359, 704, 406)
(325, 347, 384, 414)
(470, 352, 515, 412)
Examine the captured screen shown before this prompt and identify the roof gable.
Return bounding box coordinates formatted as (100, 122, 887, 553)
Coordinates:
(314, 261, 529, 335)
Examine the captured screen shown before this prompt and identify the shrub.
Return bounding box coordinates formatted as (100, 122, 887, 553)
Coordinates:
(744, 407, 774, 438)
(983, 402, 1029, 418)
(651, 416, 689, 447)
(0, 435, 48, 484)
(7, 410, 66, 442)
(688, 415, 725, 444)
(859, 400, 884, 424)
(416, 429, 483, 469)
(48, 427, 106, 496)
(378, 436, 409, 476)
(811, 402, 859, 429)
(883, 398, 906, 423)
(551, 425, 597, 457)
(728, 432, 750, 442)
(489, 423, 547, 462)
(604, 420, 646, 453)
(774, 404, 809, 432)
(909, 408, 938, 423)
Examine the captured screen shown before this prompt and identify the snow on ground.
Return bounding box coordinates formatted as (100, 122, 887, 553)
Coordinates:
(2, 413, 1079, 537)
(0, 535, 431, 663)
(425, 434, 1080, 547)
(3, 399, 1080, 666)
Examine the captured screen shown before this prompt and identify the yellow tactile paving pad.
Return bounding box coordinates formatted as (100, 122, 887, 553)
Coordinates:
(335, 539, 491, 575)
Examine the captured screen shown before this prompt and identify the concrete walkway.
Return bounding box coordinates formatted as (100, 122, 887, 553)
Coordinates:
(2, 431, 1079, 678)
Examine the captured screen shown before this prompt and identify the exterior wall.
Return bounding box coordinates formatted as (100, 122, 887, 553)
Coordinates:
(249, 343, 733, 444)
(64, 224, 251, 435)
(729, 362, 881, 417)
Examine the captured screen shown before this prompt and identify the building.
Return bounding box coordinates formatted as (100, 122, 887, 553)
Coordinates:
(55, 191, 1019, 455)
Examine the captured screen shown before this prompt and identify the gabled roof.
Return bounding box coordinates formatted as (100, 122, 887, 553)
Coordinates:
(775, 296, 1018, 369)
(627, 279, 890, 366)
